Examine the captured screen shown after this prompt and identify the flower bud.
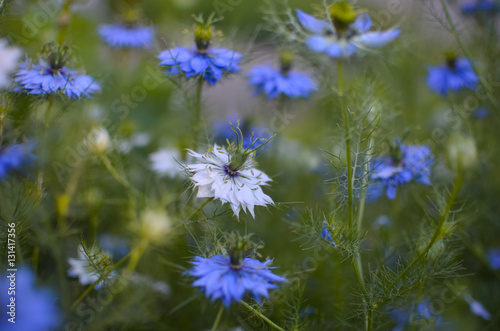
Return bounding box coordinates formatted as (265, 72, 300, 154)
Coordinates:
(329, 1, 357, 33)
(446, 133, 477, 171)
(140, 209, 171, 244)
(86, 127, 111, 155)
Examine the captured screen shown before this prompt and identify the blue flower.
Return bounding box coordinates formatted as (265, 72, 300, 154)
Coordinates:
(369, 143, 433, 200)
(296, 8, 400, 58)
(189, 254, 286, 307)
(0, 268, 60, 330)
(488, 248, 500, 269)
(98, 23, 154, 48)
(248, 64, 317, 99)
(158, 46, 242, 85)
(427, 57, 478, 96)
(15, 60, 100, 98)
(462, 0, 499, 14)
(321, 221, 337, 247)
(0, 141, 35, 179)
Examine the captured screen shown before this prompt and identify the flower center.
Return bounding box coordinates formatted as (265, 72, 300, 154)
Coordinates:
(223, 164, 239, 178)
(195, 25, 211, 53)
(445, 51, 457, 70)
(329, 1, 357, 35)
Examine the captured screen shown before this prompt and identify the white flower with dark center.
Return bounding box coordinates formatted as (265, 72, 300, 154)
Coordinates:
(186, 144, 273, 218)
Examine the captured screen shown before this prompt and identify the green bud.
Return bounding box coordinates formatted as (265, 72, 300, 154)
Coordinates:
(445, 51, 457, 69)
(280, 51, 294, 74)
(195, 25, 212, 52)
(329, 1, 357, 33)
(227, 233, 250, 269)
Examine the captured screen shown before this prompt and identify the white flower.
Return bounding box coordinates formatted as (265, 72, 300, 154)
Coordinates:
(86, 127, 111, 155)
(67, 246, 114, 290)
(186, 144, 273, 218)
(0, 39, 21, 90)
(149, 147, 182, 178)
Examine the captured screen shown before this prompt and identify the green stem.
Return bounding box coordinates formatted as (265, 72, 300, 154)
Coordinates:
(44, 95, 54, 127)
(188, 197, 214, 220)
(211, 304, 224, 331)
(100, 155, 131, 189)
(126, 239, 149, 274)
(57, 0, 72, 45)
(386, 171, 464, 292)
(439, 0, 498, 108)
(70, 250, 132, 311)
(241, 301, 284, 331)
(338, 61, 353, 230)
(193, 78, 203, 147)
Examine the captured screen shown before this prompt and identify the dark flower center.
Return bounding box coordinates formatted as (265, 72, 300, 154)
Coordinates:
(223, 164, 239, 178)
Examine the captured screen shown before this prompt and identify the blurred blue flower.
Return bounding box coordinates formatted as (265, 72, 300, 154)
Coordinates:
(389, 300, 442, 331)
(98, 23, 154, 48)
(464, 294, 491, 320)
(472, 107, 490, 119)
(296, 9, 400, 58)
(248, 64, 317, 99)
(321, 221, 337, 247)
(189, 254, 286, 307)
(15, 60, 100, 98)
(427, 57, 478, 96)
(462, 0, 499, 14)
(488, 248, 500, 269)
(369, 143, 433, 200)
(0, 268, 60, 330)
(0, 141, 35, 180)
(158, 46, 242, 85)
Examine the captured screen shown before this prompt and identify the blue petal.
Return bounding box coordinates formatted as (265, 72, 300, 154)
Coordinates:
(296, 9, 331, 34)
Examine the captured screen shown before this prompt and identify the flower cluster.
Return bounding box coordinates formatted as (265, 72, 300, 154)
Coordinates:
(98, 23, 155, 48)
(189, 254, 286, 307)
(0, 142, 35, 180)
(297, 2, 400, 58)
(369, 143, 433, 200)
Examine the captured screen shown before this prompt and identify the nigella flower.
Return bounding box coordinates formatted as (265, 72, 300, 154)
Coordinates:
(389, 300, 442, 331)
(321, 221, 337, 247)
(464, 294, 491, 320)
(296, 1, 400, 58)
(189, 254, 286, 307)
(369, 142, 433, 200)
(248, 51, 316, 99)
(427, 54, 478, 96)
(158, 15, 242, 85)
(0, 268, 60, 330)
(68, 246, 115, 290)
(15, 43, 100, 99)
(0, 141, 36, 180)
(462, 0, 499, 15)
(472, 107, 489, 119)
(98, 23, 154, 48)
(186, 139, 274, 218)
(0, 39, 21, 89)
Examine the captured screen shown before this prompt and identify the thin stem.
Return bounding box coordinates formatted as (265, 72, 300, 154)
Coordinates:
(240, 301, 284, 331)
(211, 304, 225, 331)
(386, 171, 464, 292)
(100, 155, 131, 189)
(193, 78, 203, 146)
(337, 61, 353, 230)
(70, 251, 132, 311)
(439, 0, 498, 108)
(57, 0, 72, 45)
(44, 95, 54, 127)
(126, 239, 149, 274)
(188, 197, 214, 220)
